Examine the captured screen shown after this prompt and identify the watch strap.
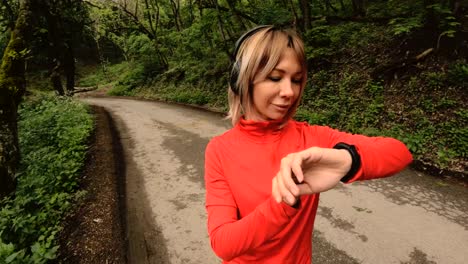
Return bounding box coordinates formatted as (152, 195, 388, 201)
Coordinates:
(333, 142, 361, 183)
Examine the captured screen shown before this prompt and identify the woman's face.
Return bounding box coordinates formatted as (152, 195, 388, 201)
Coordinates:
(246, 48, 303, 122)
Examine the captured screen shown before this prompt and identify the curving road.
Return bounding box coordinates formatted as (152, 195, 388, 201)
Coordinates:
(83, 97, 468, 264)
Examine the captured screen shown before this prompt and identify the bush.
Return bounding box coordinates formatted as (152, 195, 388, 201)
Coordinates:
(447, 61, 468, 86)
(0, 95, 93, 263)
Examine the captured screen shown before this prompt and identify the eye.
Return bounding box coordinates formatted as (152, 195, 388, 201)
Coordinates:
(292, 78, 303, 84)
(268, 76, 281, 82)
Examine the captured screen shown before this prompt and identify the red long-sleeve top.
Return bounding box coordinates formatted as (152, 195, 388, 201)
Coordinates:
(204, 118, 413, 263)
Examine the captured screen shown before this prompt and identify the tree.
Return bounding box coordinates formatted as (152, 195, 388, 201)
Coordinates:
(0, 0, 18, 30)
(351, 0, 366, 16)
(0, 0, 35, 199)
(109, 0, 169, 68)
(299, 0, 311, 31)
(40, 0, 90, 95)
(41, 0, 66, 95)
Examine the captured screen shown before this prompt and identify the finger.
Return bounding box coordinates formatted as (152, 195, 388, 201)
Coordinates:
(280, 157, 300, 196)
(291, 155, 304, 184)
(271, 177, 281, 203)
(282, 193, 297, 206)
(302, 147, 323, 164)
(297, 183, 314, 195)
(298, 173, 340, 194)
(276, 169, 296, 204)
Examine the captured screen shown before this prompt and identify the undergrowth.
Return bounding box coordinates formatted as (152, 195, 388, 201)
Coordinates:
(0, 95, 93, 263)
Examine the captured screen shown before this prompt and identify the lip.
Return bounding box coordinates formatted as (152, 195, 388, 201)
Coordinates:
(272, 104, 290, 111)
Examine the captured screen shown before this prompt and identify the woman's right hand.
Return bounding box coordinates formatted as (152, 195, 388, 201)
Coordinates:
(271, 147, 352, 206)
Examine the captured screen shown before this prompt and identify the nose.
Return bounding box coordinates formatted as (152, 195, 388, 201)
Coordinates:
(279, 79, 295, 98)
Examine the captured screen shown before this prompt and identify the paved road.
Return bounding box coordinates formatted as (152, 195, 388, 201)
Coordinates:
(83, 97, 468, 264)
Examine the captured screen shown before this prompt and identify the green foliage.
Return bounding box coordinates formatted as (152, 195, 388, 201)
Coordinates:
(302, 72, 386, 133)
(246, 1, 292, 25)
(427, 3, 461, 38)
(77, 70, 106, 87)
(422, 60, 468, 89)
(295, 108, 328, 126)
(80, 0, 467, 174)
(299, 64, 466, 170)
(0, 95, 93, 263)
(98, 33, 167, 94)
(0, 0, 18, 34)
(77, 62, 130, 87)
(442, 110, 468, 159)
(23, 0, 93, 68)
(423, 71, 445, 89)
(388, 15, 424, 36)
(127, 34, 154, 58)
(304, 21, 387, 59)
(404, 113, 435, 157)
(108, 63, 147, 95)
(0, 29, 10, 57)
(368, 0, 422, 19)
(368, 0, 426, 35)
(447, 61, 468, 86)
(304, 23, 336, 58)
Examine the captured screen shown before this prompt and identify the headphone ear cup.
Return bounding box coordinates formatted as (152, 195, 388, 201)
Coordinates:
(230, 61, 240, 95)
(229, 25, 273, 96)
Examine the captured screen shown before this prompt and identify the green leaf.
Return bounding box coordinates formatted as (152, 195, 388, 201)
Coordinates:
(5, 251, 20, 263)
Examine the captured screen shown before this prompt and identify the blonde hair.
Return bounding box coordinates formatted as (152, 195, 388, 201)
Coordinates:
(227, 26, 307, 126)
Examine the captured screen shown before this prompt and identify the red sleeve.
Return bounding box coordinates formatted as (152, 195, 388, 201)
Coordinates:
(312, 125, 413, 183)
(204, 138, 299, 261)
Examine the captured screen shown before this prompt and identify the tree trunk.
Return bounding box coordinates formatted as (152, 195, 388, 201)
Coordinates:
(287, 0, 299, 27)
(64, 40, 75, 95)
(351, 0, 366, 16)
(187, 0, 194, 24)
(94, 36, 110, 82)
(0, 0, 34, 199)
(144, 0, 158, 36)
(424, 0, 438, 31)
(51, 62, 65, 96)
(169, 0, 181, 31)
(42, 1, 65, 95)
(226, 0, 246, 30)
(451, 0, 467, 21)
(338, 0, 346, 11)
(214, 0, 230, 59)
(299, 0, 311, 31)
(325, 0, 338, 13)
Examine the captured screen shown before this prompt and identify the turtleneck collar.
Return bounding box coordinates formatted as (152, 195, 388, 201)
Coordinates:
(235, 117, 289, 143)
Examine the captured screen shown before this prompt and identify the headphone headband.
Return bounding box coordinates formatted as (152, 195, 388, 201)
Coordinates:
(232, 25, 272, 59)
(230, 25, 275, 95)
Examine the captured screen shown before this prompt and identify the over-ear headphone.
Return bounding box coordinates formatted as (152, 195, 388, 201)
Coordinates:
(229, 25, 274, 95)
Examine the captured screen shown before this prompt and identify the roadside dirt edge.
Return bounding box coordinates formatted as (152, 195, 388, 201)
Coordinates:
(56, 105, 127, 264)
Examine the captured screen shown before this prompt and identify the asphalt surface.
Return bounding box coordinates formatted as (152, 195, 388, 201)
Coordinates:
(83, 97, 468, 264)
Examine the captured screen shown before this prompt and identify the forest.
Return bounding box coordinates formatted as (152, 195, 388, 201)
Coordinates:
(0, 0, 467, 262)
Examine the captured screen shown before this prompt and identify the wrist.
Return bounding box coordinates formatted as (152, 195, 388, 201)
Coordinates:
(333, 143, 361, 183)
(337, 149, 352, 174)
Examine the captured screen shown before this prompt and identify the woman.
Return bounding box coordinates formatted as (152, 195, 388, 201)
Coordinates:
(204, 25, 412, 263)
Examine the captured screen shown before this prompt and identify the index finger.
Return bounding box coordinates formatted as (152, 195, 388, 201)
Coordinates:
(280, 156, 300, 196)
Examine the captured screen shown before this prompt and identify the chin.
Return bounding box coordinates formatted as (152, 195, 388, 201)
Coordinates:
(267, 114, 287, 121)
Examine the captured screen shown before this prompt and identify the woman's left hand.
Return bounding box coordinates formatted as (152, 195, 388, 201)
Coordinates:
(271, 147, 352, 206)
